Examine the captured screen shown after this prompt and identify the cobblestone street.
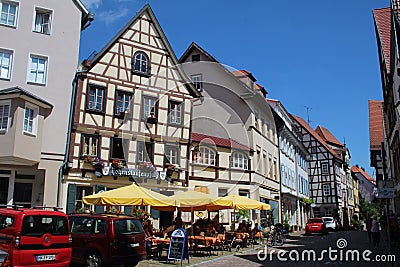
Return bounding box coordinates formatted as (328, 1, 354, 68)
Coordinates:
(138, 231, 399, 267)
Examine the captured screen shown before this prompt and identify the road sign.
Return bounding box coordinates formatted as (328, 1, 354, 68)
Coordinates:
(377, 180, 395, 198)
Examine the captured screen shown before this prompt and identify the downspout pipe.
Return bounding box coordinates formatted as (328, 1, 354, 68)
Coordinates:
(57, 70, 86, 207)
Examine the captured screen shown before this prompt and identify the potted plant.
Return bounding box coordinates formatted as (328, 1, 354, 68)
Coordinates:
(105, 207, 125, 215)
(81, 155, 104, 177)
(111, 158, 126, 169)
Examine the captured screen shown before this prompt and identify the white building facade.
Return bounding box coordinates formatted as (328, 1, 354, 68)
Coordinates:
(0, 0, 89, 207)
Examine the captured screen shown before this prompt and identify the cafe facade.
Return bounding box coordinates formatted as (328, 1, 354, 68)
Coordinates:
(60, 5, 200, 229)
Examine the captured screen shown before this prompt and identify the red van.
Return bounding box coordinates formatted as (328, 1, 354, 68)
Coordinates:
(68, 213, 146, 267)
(0, 205, 72, 267)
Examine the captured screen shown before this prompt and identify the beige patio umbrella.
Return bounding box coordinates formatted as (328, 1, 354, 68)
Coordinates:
(82, 183, 177, 208)
(171, 190, 218, 212)
(207, 194, 271, 211)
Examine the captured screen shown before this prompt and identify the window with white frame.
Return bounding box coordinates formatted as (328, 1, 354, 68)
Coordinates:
(168, 101, 183, 125)
(230, 152, 248, 170)
(28, 55, 47, 84)
(321, 163, 329, 174)
(191, 74, 203, 92)
(87, 84, 105, 112)
(164, 145, 179, 165)
(115, 90, 132, 116)
(142, 96, 157, 121)
(0, 101, 10, 132)
(82, 135, 99, 156)
(194, 146, 216, 166)
(0, 49, 12, 80)
(322, 184, 330, 196)
(132, 51, 150, 76)
(0, 1, 18, 27)
(33, 7, 52, 34)
(23, 104, 38, 135)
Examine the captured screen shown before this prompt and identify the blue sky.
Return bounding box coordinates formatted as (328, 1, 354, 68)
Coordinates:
(80, 0, 390, 177)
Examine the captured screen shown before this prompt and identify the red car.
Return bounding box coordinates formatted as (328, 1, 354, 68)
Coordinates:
(0, 205, 72, 267)
(305, 218, 328, 235)
(68, 214, 146, 267)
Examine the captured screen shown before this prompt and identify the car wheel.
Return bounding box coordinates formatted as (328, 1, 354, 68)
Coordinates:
(85, 251, 103, 267)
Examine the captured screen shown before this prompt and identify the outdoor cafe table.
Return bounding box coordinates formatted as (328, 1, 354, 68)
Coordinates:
(188, 236, 221, 246)
(235, 232, 250, 239)
(152, 237, 170, 246)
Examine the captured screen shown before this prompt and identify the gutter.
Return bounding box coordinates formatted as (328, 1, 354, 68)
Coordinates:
(57, 70, 86, 207)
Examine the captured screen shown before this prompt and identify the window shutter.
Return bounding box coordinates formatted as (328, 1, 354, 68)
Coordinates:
(66, 184, 77, 214)
(94, 185, 105, 214)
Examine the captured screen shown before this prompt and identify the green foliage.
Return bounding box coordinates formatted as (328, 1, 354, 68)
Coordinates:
(238, 210, 250, 219)
(359, 197, 379, 220)
(301, 197, 314, 205)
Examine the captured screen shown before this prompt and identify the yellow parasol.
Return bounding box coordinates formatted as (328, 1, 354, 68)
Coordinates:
(170, 190, 218, 212)
(82, 183, 176, 207)
(207, 194, 271, 211)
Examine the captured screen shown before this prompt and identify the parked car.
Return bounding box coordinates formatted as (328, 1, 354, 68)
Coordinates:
(0, 249, 11, 267)
(0, 205, 72, 267)
(305, 218, 328, 235)
(322, 217, 339, 231)
(68, 213, 146, 267)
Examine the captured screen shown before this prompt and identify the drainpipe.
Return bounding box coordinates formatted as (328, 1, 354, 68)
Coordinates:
(57, 69, 86, 207)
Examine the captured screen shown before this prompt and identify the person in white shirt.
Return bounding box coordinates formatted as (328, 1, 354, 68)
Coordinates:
(371, 216, 380, 248)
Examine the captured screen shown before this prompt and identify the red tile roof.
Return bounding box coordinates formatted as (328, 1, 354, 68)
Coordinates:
(351, 165, 376, 185)
(368, 100, 384, 150)
(191, 133, 251, 151)
(373, 7, 392, 73)
(315, 126, 344, 147)
(291, 114, 341, 160)
(231, 69, 257, 82)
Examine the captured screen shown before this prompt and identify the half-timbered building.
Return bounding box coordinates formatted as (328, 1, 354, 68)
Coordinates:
(291, 115, 346, 224)
(61, 5, 200, 227)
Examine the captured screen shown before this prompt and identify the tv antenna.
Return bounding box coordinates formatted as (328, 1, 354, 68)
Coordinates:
(304, 106, 312, 125)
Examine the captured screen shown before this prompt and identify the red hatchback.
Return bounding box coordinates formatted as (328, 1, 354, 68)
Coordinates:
(305, 218, 328, 235)
(0, 206, 72, 267)
(68, 214, 146, 267)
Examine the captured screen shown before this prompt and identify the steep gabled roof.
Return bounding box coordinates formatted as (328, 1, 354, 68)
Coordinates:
(315, 125, 344, 147)
(179, 42, 219, 63)
(291, 114, 341, 160)
(0, 86, 53, 108)
(231, 69, 257, 82)
(373, 7, 392, 73)
(191, 133, 251, 152)
(351, 165, 376, 185)
(88, 4, 200, 98)
(368, 100, 384, 150)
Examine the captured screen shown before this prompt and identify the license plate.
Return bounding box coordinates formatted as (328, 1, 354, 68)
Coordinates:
(129, 243, 139, 247)
(311, 226, 318, 228)
(36, 254, 56, 261)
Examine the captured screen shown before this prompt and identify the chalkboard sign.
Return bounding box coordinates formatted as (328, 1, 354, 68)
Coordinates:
(167, 228, 189, 265)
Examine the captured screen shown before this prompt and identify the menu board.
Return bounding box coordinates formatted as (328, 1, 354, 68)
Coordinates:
(167, 228, 189, 265)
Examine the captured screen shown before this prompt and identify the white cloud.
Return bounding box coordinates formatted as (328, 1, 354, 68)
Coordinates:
(81, 0, 102, 10)
(97, 8, 130, 26)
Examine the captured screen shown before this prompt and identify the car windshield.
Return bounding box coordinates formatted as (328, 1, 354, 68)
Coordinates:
(308, 219, 322, 223)
(323, 218, 333, 222)
(113, 219, 143, 235)
(21, 215, 68, 236)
